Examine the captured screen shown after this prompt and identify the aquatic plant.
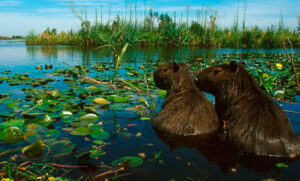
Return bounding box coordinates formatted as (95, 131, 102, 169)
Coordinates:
(25, 7, 300, 48)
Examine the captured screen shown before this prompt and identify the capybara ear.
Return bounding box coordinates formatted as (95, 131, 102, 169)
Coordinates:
(173, 62, 179, 72)
(229, 61, 238, 73)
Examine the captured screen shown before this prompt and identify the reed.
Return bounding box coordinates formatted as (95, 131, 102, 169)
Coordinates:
(25, 6, 300, 48)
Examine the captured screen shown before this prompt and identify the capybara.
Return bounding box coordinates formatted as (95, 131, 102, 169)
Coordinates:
(152, 63, 219, 136)
(196, 61, 300, 157)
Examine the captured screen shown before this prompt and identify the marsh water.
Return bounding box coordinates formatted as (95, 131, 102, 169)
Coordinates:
(0, 39, 300, 180)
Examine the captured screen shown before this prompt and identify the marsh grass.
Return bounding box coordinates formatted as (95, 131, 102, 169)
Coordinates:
(26, 6, 300, 48)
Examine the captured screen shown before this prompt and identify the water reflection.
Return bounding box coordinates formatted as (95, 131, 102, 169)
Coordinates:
(154, 129, 299, 177)
(24, 44, 300, 68)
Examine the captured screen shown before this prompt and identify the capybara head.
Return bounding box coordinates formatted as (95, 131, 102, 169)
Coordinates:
(196, 61, 256, 96)
(153, 63, 193, 90)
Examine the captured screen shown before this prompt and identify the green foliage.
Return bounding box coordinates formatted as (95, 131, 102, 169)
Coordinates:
(25, 10, 300, 48)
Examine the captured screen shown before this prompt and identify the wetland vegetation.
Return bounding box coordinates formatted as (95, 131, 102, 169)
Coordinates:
(25, 6, 300, 48)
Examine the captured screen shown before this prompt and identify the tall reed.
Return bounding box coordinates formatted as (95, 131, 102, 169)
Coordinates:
(26, 4, 300, 48)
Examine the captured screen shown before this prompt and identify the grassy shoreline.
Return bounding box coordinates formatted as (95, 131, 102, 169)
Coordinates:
(26, 9, 300, 48)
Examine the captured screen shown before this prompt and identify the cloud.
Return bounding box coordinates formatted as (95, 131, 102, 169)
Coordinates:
(0, 12, 80, 36)
(0, 0, 22, 7)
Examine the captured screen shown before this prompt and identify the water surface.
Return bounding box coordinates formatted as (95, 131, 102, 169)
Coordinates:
(0, 40, 299, 180)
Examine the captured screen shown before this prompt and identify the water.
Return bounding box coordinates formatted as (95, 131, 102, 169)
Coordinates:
(0, 40, 300, 180)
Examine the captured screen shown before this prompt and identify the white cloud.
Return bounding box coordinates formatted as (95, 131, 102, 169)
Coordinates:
(0, 0, 22, 7)
(0, 12, 80, 36)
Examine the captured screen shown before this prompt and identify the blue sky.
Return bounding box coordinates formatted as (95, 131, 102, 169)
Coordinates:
(0, 0, 299, 36)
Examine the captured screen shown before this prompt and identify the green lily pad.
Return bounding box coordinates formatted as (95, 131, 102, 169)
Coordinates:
(93, 140, 106, 145)
(71, 127, 91, 136)
(111, 156, 143, 168)
(22, 140, 45, 158)
(107, 95, 130, 103)
(0, 119, 24, 130)
(276, 163, 288, 168)
(89, 147, 105, 158)
(140, 117, 151, 121)
(88, 124, 102, 130)
(50, 140, 76, 157)
(41, 114, 53, 126)
(44, 129, 60, 138)
(91, 129, 110, 140)
(110, 104, 124, 111)
(0, 127, 24, 144)
(79, 113, 98, 122)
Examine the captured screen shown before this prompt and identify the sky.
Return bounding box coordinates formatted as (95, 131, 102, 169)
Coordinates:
(0, 0, 299, 36)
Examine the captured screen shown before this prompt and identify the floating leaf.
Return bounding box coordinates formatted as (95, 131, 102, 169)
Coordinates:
(91, 129, 110, 140)
(80, 113, 98, 122)
(22, 140, 45, 158)
(154, 151, 162, 160)
(88, 124, 102, 130)
(276, 163, 288, 168)
(93, 97, 109, 104)
(41, 114, 53, 126)
(71, 127, 91, 136)
(44, 129, 60, 138)
(1, 127, 24, 144)
(90, 147, 105, 158)
(111, 156, 143, 168)
(110, 104, 124, 111)
(50, 140, 75, 157)
(93, 140, 106, 145)
(140, 117, 150, 121)
(0, 119, 24, 130)
(61, 110, 73, 117)
(107, 95, 130, 103)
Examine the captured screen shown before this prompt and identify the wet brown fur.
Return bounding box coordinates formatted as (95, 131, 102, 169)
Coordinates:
(196, 61, 300, 157)
(152, 63, 219, 136)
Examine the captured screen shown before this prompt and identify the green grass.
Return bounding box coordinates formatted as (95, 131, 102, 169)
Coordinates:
(25, 9, 300, 48)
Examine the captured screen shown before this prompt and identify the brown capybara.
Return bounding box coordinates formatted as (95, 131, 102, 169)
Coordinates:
(196, 61, 300, 157)
(152, 63, 219, 136)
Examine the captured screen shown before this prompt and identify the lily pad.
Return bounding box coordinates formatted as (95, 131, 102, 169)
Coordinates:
(91, 129, 110, 140)
(0, 127, 24, 144)
(79, 113, 98, 122)
(50, 140, 76, 157)
(41, 114, 53, 126)
(111, 156, 143, 168)
(61, 110, 73, 117)
(93, 140, 106, 145)
(0, 119, 24, 129)
(44, 129, 60, 138)
(22, 140, 45, 158)
(110, 104, 124, 111)
(276, 163, 288, 168)
(107, 95, 130, 103)
(89, 147, 105, 158)
(93, 97, 109, 104)
(71, 127, 91, 136)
